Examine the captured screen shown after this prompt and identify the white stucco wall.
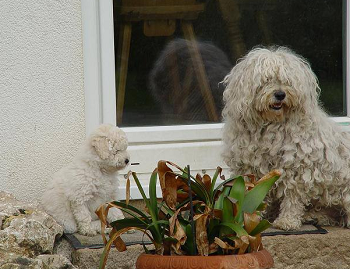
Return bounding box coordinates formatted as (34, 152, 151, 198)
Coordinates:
(0, 0, 86, 202)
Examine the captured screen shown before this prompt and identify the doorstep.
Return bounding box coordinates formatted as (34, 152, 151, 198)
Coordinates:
(56, 226, 350, 269)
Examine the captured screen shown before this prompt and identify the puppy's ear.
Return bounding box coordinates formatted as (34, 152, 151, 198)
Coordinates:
(91, 136, 110, 160)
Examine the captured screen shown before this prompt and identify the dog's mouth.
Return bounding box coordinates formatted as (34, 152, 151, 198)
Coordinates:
(270, 102, 283, 110)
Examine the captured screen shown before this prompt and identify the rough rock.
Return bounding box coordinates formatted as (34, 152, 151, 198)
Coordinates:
(0, 191, 63, 257)
(0, 253, 77, 269)
(36, 254, 77, 269)
(0, 252, 43, 269)
(0, 191, 69, 268)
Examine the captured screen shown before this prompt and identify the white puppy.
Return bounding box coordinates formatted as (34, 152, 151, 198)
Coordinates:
(42, 124, 129, 236)
(222, 47, 350, 230)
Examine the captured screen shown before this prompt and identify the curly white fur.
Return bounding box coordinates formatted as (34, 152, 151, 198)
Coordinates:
(41, 124, 129, 236)
(222, 47, 350, 230)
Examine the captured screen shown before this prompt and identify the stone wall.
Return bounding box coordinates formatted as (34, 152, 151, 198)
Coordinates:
(0, 191, 76, 268)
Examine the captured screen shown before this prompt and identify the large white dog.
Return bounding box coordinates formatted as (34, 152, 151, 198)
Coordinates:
(42, 124, 129, 236)
(222, 47, 350, 230)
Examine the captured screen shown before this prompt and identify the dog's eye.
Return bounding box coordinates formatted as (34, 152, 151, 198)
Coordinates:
(113, 150, 120, 155)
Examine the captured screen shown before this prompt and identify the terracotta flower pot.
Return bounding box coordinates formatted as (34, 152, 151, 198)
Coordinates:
(136, 249, 274, 269)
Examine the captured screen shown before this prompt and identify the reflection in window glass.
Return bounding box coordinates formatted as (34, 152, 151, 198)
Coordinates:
(113, 0, 345, 127)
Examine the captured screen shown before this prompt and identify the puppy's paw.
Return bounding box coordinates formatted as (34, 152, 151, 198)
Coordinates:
(273, 216, 302, 231)
(78, 224, 97, 236)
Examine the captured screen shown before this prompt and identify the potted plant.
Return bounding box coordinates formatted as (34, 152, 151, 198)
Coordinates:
(96, 160, 280, 269)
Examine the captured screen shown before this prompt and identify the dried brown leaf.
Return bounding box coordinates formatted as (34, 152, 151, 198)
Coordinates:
(237, 235, 257, 254)
(195, 214, 209, 256)
(165, 160, 185, 172)
(240, 235, 250, 245)
(249, 234, 262, 252)
(233, 238, 244, 249)
(212, 209, 222, 219)
(243, 212, 260, 234)
(169, 209, 181, 235)
(126, 177, 130, 206)
(176, 178, 189, 192)
(214, 237, 236, 250)
(169, 202, 191, 234)
(109, 228, 127, 251)
(95, 204, 109, 244)
(165, 171, 178, 210)
(209, 242, 219, 254)
(214, 190, 222, 200)
(177, 192, 189, 202)
(171, 220, 187, 254)
(245, 182, 255, 190)
(202, 174, 212, 191)
(244, 174, 256, 184)
(238, 242, 249, 254)
(256, 170, 281, 185)
(196, 173, 203, 182)
(157, 160, 172, 191)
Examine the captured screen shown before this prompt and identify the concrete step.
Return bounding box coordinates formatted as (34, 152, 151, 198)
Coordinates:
(56, 226, 350, 269)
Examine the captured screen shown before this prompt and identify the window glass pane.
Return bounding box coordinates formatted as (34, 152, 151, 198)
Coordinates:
(113, 0, 345, 127)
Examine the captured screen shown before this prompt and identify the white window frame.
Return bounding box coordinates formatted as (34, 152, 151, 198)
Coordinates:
(81, 0, 350, 199)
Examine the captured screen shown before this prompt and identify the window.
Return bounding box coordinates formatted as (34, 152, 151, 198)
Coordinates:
(82, 0, 349, 199)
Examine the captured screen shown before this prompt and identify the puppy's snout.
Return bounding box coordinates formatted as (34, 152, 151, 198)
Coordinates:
(125, 159, 129, 165)
(274, 90, 286, 101)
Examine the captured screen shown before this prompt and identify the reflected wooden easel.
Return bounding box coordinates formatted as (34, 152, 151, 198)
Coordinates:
(115, 0, 219, 124)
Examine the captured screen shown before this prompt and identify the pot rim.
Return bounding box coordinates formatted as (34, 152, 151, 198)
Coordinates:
(136, 249, 274, 269)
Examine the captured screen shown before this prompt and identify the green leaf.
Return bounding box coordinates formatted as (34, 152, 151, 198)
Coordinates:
(146, 220, 169, 229)
(219, 222, 248, 237)
(110, 218, 148, 230)
(184, 224, 195, 255)
(256, 202, 266, 212)
(209, 167, 222, 201)
(220, 197, 235, 236)
(176, 173, 209, 203)
(242, 175, 279, 213)
(149, 170, 158, 218)
(109, 201, 149, 220)
(207, 219, 220, 241)
(212, 177, 238, 201)
(162, 203, 176, 216)
(131, 172, 162, 244)
(112, 207, 150, 226)
(228, 176, 245, 222)
(214, 187, 230, 210)
(229, 176, 245, 205)
(131, 172, 151, 210)
(249, 220, 271, 236)
(164, 236, 178, 244)
(222, 197, 234, 223)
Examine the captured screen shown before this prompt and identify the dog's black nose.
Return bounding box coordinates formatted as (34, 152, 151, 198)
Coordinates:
(125, 159, 129, 165)
(274, 90, 286, 101)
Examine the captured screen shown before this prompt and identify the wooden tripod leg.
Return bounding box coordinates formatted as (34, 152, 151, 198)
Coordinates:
(217, 0, 246, 59)
(181, 21, 219, 122)
(116, 23, 132, 125)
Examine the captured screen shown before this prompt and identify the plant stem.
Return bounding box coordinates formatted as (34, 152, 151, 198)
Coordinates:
(187, 165, 197, 255)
